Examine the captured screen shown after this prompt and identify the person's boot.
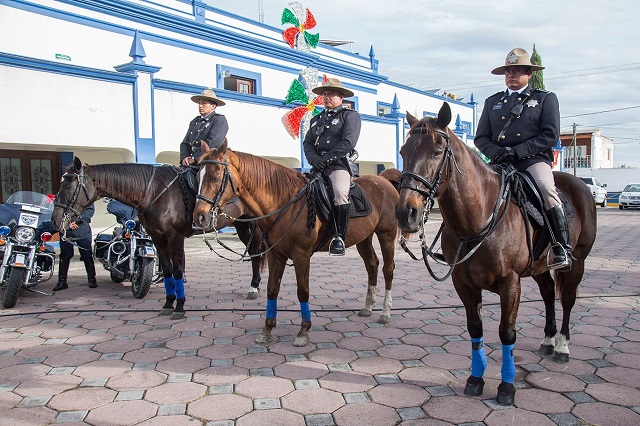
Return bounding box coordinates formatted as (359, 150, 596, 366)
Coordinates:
(53, 258, 70, 291)
(84, 258, 98, 288)
(329, 204, 350, 256)
(546, 205, 572, 271)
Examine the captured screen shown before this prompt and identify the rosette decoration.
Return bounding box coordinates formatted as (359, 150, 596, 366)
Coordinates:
(281, 2, 319, 52)
(282, 70, 327, 139)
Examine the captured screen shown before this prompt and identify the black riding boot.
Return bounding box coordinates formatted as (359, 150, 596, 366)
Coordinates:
(84, 258, 98, 288)
(53, 258, 70, 291)
(547, 205, 572, 271)
(329, 204, 350, 256)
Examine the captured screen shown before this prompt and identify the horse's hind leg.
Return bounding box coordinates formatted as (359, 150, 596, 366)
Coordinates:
(377, 229, 397, 324)
(291, 254, 312, 347)
(355, 236, 380, 320)
(553, 260, 584, 363)
(455, 282, 487, 398)
(533, 271, 558, 357)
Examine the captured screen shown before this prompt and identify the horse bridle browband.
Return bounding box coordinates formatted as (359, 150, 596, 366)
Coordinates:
(196, 158, 236, 212)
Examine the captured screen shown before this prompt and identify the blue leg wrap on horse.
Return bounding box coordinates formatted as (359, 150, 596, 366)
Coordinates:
(300, 302, 311, 322)
(470, 337, 487, 377)
(501, 343, 516, 383)
(164, 277, 175, 296)
(174, 278, 185, 299)
(266, 298, 277, 319)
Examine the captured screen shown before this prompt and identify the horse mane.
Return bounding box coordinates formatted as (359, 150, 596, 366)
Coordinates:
(232, 150, 304, 195)
(89, 163, 179, 198)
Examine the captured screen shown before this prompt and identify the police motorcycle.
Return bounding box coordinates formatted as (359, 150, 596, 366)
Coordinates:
(0, 191, 56, 308)
(93, 199, 157, 299)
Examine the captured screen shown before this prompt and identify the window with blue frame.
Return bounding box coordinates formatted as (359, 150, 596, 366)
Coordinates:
(216, 65, 262, 96)
(377, 101, 392, 117)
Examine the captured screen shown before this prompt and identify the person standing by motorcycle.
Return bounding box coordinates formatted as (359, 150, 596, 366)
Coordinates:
(53, 203, 97, 291)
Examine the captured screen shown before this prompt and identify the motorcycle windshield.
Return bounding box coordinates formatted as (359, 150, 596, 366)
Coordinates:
(6, 192, 54, 211)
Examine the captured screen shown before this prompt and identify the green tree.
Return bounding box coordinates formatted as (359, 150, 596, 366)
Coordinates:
(530, 44, 544, 89)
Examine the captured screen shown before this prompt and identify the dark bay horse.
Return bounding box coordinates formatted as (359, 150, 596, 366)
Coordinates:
(395, 102, 596, 405)
(51, 157, 265, 319)
(193, 141, 400, 346)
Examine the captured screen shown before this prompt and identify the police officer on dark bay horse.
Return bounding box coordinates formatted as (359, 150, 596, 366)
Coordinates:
(180, 88, 229, 166)
(475, 47, 571, 270)
(303, 77, 361, 256)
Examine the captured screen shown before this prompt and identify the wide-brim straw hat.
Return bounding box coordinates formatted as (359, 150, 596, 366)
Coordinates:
(191, 88, 226, 106)
(311, 77, 354, 98)
(491, 48, 545, 75)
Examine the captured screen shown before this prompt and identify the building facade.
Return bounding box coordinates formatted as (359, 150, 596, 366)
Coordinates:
(0, 0, 477, 213)
(560, 128, 614, 171)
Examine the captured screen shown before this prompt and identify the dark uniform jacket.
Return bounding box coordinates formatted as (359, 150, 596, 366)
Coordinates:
(65, 203, 94, 240)
(179, 111, 229, 163)
(474, 85, 560, 171)
(303, 106, 361, 175)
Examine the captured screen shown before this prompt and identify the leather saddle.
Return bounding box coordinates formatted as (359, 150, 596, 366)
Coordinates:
(307, 172, 372, 222)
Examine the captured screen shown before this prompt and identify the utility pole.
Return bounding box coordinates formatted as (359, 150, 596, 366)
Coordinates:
(572, 123, 577, 176)
(258, 0, 264, 23)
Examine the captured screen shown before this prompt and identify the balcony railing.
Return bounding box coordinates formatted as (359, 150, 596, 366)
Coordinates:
(563, 155, 591, 169)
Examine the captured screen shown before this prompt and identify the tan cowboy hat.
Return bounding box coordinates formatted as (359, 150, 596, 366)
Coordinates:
(311, 77, 354, 98)
(491, 48, 545, 75)
(191, 88, 226, 106)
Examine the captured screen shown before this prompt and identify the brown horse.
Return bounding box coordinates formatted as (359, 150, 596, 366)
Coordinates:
(51, 158, 265, 319)
(395, 102, 596, 405)
(193, 141, 400, 346)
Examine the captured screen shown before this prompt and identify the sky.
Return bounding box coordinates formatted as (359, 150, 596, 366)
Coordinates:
(205, 1, 640, 168)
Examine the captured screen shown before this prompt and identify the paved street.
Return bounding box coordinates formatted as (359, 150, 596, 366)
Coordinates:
(1, 208, 639, 425)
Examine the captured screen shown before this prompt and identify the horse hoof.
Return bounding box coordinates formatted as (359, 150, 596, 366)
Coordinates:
(255, 334, 272, 344)
(553, 351, 569, 363)
(378, 314, 390, 324)
(464, 376, 485, 396)
(169, 311, 185, 320)
(358, 308, 372, 317)
(247, 290, 258, 300)
(496, 382, 516, 406)
(159, 308, 173, 316)
(538, 344, 555, 357)
(293, 336, 308, 347)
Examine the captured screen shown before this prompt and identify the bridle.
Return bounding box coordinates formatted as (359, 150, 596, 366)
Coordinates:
(54, 169, 92, 237)
(195, 158, 236, 224)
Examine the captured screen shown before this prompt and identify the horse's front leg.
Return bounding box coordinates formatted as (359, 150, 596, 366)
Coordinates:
(455, 282, 486, 398)
(292, 253, 312, 347)
(496, 276, 522, 406)
(169, 242, 187, 320)
(355, 237, 379, 319)
(533, 271, 557, 357)
(256, 251, 287, 344)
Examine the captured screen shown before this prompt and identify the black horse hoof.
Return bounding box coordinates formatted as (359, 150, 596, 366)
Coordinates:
(538, 344, 555, 357)
(553, 351, 569, 363)
(496, 382, 516, 406)
(464, 376, 485, 396)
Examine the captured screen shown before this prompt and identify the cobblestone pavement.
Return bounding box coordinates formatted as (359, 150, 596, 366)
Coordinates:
(1, 208, 639, 425)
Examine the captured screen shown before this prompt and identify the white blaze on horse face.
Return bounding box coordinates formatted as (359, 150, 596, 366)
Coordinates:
(198, 166, 206, 196)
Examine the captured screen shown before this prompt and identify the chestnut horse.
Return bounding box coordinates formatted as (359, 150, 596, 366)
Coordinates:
(193, 141, 400, 346)
(51, 157, 265, 319)
(395, 102, 596, 405)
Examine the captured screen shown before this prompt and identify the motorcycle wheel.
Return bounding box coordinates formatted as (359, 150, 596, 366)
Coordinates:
(3, 267, 25, 308)
(110, 270, 125, 283)
(132, 257, 154, 299)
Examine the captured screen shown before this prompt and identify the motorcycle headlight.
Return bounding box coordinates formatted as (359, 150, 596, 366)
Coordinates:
(16, 226, 36, 243)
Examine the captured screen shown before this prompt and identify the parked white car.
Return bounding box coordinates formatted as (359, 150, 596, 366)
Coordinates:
(579, 177, 607, 207)
(618, 183, 640, 210)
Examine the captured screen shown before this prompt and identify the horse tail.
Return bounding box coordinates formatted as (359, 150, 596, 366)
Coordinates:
(379, 168, 412, 242)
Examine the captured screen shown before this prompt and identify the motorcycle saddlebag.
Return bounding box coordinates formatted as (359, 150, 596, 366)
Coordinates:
(94, 234, 112, 259)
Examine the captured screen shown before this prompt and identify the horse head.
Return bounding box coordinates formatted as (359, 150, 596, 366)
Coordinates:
(193, 140, 236, 229)
(51, 157, 98, 232)
(396, 102, 453, 233)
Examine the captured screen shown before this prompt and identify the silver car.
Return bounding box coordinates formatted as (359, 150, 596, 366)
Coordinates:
(618, 183, 640, 210)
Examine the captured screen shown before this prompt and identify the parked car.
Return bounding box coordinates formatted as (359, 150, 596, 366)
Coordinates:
(579, 177, 607, 207)
(618, 183, 640, 210)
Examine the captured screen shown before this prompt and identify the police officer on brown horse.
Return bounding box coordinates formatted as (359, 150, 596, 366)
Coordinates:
(475, 48, 571, 270)
(303, 78, 361, 256)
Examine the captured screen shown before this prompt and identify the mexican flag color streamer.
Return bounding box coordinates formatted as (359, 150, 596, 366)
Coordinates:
(281, 2, 319, 52)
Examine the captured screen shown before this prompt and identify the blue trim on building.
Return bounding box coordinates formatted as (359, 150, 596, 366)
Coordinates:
(215, 64, 262, 96)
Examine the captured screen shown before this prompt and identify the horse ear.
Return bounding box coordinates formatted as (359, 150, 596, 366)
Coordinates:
(436, 102, 452, 129)
(218, 139, 228, 154)
(406, 111, 419, 127)
(73, 157, 82, 172)
(200, 140, 210, 154)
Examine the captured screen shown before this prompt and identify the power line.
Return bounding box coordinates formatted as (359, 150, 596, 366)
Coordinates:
(561, 105, 640, 118)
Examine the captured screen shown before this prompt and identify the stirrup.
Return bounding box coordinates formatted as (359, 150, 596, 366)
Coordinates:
(329, 237, 345, 256)
(547, 244, 570, 270)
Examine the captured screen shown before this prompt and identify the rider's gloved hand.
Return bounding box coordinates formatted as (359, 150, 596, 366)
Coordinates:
(311, 156, 327, 172)
(493, 147, 517, 164)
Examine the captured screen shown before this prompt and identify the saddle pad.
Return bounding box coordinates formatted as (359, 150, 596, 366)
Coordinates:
(308, 174, 372, 220)
(348, 183, 372, 218)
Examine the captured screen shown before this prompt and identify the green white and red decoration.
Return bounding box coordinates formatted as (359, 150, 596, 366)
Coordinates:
(282, 70, 327, 139)
(281, 2, 319, 53)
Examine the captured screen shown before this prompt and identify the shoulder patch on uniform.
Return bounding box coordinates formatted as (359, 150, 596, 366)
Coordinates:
(533, 88, 549, 93)
(489, 91, 504, 98)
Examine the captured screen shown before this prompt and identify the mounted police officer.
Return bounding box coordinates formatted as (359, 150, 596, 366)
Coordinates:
(303, 77, 361, 256)
(180, 88, 228, 167)
(475, 47, 570, 270)
(53, 203, 97, 291)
